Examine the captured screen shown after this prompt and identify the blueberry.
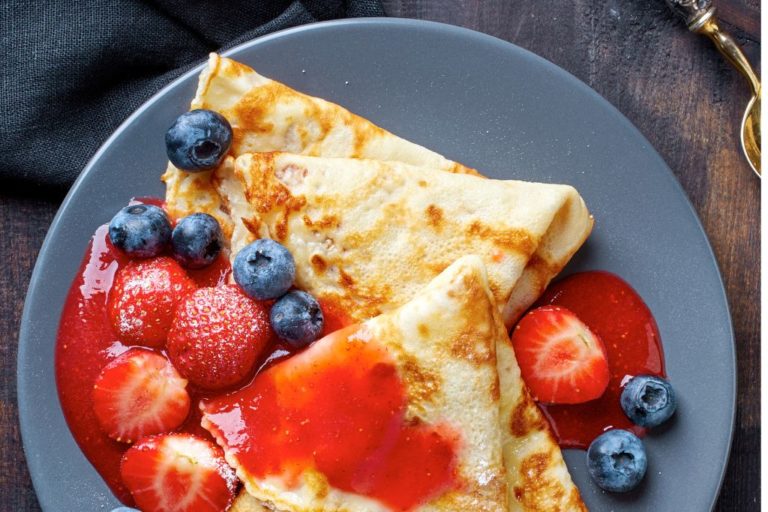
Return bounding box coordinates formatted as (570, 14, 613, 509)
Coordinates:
(171, 213, 223, 269)
(587, 429, 647, 493)
(270, 291, 324, 348)
(233, 239, 296, 300)
(108, 204, 171, 258)
(165, 109, 232, 172)
(620, 375, 676, 428)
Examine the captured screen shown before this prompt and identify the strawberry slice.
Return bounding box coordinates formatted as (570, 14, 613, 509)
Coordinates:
(121, 433, 238, 512)
(93, 348, 190, 443)
(511, 306, 610, 404)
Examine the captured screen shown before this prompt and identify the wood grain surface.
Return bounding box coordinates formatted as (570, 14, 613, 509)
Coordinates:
(0, 0, 759, 510)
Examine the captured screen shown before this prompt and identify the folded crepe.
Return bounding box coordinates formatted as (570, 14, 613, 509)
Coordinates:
(163, 54, 592, 326)
(202, 257, 509, 512)
(163, 53, 477, 240)
(164, 55, 590, 511)
(215, 153, 587, 511)
(217, 152, 591, 329)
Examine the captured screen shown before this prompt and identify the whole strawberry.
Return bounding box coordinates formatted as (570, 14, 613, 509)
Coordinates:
(108, 257, 197, 347)
(167, 285, 272, 390)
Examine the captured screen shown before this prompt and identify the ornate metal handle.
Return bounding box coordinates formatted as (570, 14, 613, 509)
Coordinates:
(664, 0, 715, 29)
(664, 0, 760, 95)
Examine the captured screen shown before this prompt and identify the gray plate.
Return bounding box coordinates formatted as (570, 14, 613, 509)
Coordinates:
(18, 18, 734, 512)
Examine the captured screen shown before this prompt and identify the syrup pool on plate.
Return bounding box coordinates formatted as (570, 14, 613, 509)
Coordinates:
(532, 271, 666, 449)
(54, 202, 288, 504)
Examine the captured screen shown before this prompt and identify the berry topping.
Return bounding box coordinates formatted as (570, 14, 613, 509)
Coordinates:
(166, 109, 232, 172)
(120, 433, 238, 512)
(620, 375, 676, 428)
(92, 349, 190, 443)
(167, 285, 272, 390)
(270, 290, 324, 348)
(586, 429, 647, 493)
(233, 239, 296, 300)
(108, 257, 197, 347)
(108, 204, 172, 258)
(171, 213, 223, 269)
(511, 305, 610, 404)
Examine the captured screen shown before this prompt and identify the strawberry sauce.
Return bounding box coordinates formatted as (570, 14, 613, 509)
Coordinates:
(54, 203, 290, 505)
(533, 271, 666, 449)
(56, 224, 132, 501)
(55, 224, 234, 503)
(201, 325, 458, 511)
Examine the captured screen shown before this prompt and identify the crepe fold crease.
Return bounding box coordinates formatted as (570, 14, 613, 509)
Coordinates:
(164, 54, 591, 511)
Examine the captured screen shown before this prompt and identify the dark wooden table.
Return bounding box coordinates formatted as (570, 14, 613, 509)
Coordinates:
(1, 1, 759, 510)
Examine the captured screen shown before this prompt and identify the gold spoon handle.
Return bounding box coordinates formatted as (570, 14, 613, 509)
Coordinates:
(665, 0, 760, 95)
(699, 20, 760, 96)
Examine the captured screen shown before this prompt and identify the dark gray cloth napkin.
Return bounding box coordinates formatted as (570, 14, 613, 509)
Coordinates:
(0, 0, 385, 191)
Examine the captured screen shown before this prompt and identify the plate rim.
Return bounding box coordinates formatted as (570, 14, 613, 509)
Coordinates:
(17, 17, 736, 511)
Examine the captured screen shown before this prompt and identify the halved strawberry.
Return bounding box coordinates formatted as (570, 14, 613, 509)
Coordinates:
(121, 433, 238, 512)
(511, 306, 610, 404)
(108, 256, 197, 347)
(93, 348, 190, 443)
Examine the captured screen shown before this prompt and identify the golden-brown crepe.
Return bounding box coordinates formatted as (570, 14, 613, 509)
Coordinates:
(202, 257, 509, 512)
(218, 152, 591, 329)
(216, 152, 588, 511)
(164, 55, 590, 511)
(162, 53, 477, 239)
